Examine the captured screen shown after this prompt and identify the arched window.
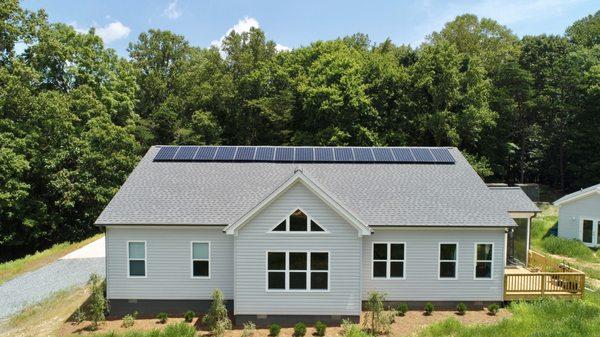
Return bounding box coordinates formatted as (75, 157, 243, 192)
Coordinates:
(272, 209, 325, 232)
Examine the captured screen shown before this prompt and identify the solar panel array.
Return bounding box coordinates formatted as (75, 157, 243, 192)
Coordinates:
(153, 146, 455, 164)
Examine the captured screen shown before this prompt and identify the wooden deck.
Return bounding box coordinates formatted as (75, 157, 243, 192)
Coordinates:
(503, 251, 586, 301)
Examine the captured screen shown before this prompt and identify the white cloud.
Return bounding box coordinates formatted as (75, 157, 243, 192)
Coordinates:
(211, 17, 260, 49)
(275, 44, 291, 52)
(70, 21, 131, 44)
(164, 0, 182, 20)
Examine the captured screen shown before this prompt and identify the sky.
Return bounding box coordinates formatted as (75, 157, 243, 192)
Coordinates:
(21, 0, 599, 56)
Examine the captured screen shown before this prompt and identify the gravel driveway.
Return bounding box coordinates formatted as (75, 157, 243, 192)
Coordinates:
(0, 238, 105, 319)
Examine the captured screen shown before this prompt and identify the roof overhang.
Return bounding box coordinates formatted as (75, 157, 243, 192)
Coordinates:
(224, 170, 371, 236)
(554, 188, 600, 206)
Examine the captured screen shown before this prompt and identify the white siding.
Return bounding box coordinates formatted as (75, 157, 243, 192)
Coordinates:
(234, 182, 362, 316)
(106, 226, 233, 300)
(362, 228, 505, 301)
(558, 194, 600, 242)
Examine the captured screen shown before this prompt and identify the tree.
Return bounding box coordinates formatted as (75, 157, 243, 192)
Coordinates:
(566, 11, 600, 47)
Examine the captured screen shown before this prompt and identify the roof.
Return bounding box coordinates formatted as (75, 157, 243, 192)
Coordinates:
(488, 187, 540, 213)
(95, 146, 515, 228)
(554, 183, 600, 206)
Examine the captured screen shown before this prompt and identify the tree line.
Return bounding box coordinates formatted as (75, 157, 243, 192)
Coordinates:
(1, 0, 599, 259)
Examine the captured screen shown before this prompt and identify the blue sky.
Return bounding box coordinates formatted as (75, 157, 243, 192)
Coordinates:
(22, 0, 599, 56)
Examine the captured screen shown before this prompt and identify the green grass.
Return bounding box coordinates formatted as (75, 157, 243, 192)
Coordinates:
(91, 322, 196, 337)
(0, 233, 104, 285)
(541, 236, 598, 261)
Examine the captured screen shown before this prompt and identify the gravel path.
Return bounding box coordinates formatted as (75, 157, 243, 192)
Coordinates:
(0, 240, 105, 319)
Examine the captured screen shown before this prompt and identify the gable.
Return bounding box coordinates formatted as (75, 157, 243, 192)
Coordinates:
(559, 192, 600, 214)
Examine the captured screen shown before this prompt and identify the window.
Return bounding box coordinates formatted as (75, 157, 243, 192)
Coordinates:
(191, 242, 210, 278)
(267, 251, 329, 291)
(475, 243, 493, 279)
(271, 209, 325, 232)
(372, 243, 405, 279)
(128, 241, 146, 277)
(439, 243, 457, 279)
(582, 220, 594, 244)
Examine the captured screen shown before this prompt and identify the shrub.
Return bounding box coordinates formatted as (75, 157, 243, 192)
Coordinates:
(395, 303, 408, 316)
(456, 302, 467, 315)
(184, 310, 195, 323)
(424, 302, 435, 315)
(242, 321, 256, 337)
(156, 312, 168, 324)
(340, 320, 372, 337)
(162, 322, 197, 337)
(365, 291, 388, 334)
(202, 288, 232, 335)
(314, 321, 327, 336)
(88, 273, 106, 330)
(122, 311, 138, 328)
(294, 322, 307, 337)
(488, 303, 500, 315)
(212, 319, 230, 337)
(269, 323, 281, 337)
(73, 308, 86, 324)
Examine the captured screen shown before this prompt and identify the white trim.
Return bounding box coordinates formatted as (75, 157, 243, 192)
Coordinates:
(190, 241, 211, 279)
(554, 186, 600, 206)
(225, 171, 370, 236)
(265, 251, 330, 292)
(579, 217, 599, 247)
(267, 207, 330, 234)
(127, 240, 147, 278)
(473, 242, 494, 280)
(438, 242, 458, 280)
(371, 242, 406, 280)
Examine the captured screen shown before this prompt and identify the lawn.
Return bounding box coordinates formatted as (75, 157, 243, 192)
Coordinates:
(0, 233, 104, 285)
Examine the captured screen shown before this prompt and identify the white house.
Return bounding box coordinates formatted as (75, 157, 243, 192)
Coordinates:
(555, 183, 600, 247)
(95, 146, 539, 325)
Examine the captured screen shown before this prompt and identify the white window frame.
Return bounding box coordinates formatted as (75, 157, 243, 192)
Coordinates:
(265, 251, 330, 292)
(579, 217, 599, 246)
(267, 207, 329, 233)
(438, 242, 458, 280)
(127, 240, 147, 278)
(473, 242, 494, 280)
(371, 242, 406, 280)
(190, 241, 211, 279)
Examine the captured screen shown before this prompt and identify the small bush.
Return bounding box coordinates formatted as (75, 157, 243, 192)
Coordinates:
(456, 302, 467, 315)
(242, 321, 256, 337)
(269, 323, 281, 336)
(212, 319, 230, 337)
(202, 289, 232, 335)
(294, 322, 307, 337)
(162, 322, 197, 337)
(73, 308, 86, 324)
(424, 302, 435, 315)
(396, 303, 409, 316)
(156, 312, 168, 324)
(87, 273, 106, 330)
(365, 291, 388, 334)
(184, 310, 195, 323)
(314, 321, 327, 336)
(488, 303, 500, 315)
(340, 320, 372, 337)
(121, 311, 138, 328)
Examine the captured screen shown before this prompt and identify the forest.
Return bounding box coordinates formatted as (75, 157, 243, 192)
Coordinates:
(1, 0, 599, 260)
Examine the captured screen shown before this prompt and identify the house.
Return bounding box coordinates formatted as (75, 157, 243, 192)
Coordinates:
(555, 183, 600, 247)
(95, 145, 539, 325)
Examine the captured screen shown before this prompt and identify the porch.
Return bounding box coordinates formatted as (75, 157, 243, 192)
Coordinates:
(503, 250, 586, 300)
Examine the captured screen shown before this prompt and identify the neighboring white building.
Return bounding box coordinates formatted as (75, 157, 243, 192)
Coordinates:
(555, 183, 600, 247)
(95, 146, 539, 325)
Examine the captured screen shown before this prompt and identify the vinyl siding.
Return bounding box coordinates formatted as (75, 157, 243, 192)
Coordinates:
(362, 228, 505, 301)
(105, 226, 233, 300)
(558, 194, 600, 243)
(234, 181, 362, 316)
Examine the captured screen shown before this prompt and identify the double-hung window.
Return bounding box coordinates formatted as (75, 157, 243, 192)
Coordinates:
(267, 252, 329, 291)
(191, 242, 210, 278)
(372, 243, 405, 279)
(439, 243, 457, 279)
(474, 243, 493, 279)
(128, 241, 146, 277)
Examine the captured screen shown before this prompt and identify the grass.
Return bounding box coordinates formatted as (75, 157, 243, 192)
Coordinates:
(89, 322, 196, 337)
(0, 233, 104, 285)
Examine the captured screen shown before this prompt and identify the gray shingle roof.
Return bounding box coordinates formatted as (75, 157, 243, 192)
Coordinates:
(95, 146, 515, 227)
(488, 187, 540, 213)
(554, 183, 600, 205)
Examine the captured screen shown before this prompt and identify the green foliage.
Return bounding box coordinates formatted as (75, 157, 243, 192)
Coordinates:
(487, 303, 500, 315)
(241, 321, 256, 337)
(314, 321, 327, 336)
(424, 302, 435, 315)
(365, 291, 391, 334)
(202, 288, 231, 336)
(293, 322, 307, 337)
(395, 303, 409, 316)
(74, 307, 86, 324)
(87, 273, 106, 330)
(341, 320, 374, 337)
(268, 323, 281, 337)
(183, 310, 195, 323)
(122, 311, 137, 328)
(162, 322, 197, 337)
(541, 236, 597, 261)
(156, 312, 168, 324)
(456, 302, 467, 315)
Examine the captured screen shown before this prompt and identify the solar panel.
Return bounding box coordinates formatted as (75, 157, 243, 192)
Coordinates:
(235, 147, 256, 161)
(214, 146, 236, 160)
(391, 148, 413, 162)
(314, 148, 334, 161)
(430, 148, 454, 163)
(411, 148, 435, 162)
(194, 146, 217, 160)
(295, 148, 314, 162)
(334, 148, 354, 162)
(372, 148, 394, 162)
(173, 146, 198, 160)
(154, 146, 178, 161)
(255, 147, 275, 161)
(353, 148, 374, 162)
(274, 147, 294, 161)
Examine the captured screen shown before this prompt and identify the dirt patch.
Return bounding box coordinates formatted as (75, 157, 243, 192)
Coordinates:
(61, 309, 511, 337)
